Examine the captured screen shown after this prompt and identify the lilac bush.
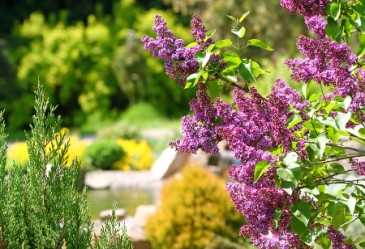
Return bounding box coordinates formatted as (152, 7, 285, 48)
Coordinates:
(143, 0, 365, 248)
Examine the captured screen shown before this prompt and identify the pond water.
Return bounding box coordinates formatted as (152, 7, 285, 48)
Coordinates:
(87, 187, 156, 220)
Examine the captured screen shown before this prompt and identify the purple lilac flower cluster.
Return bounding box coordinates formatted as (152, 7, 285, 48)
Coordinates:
(285, 15, 365, 114)
(170, 84, 220, 154)
(280, 0, 332, 16)
(350, 158, 365, 176)
(328, 226, 354, 249)
(172, 79, 307, 248)
(141, 14, 220, 85)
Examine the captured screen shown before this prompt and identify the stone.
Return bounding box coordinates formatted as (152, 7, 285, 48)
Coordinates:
(151, 147, 189, 179)
(133, 205, 156, 227)
(99, 208, 127, 221)
(124, 205, 156, 249)
(85, 171, 110, 189)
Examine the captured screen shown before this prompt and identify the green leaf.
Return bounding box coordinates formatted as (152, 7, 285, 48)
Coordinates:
(277, 168, 297, 185)
(202, 51, 211, 68)
(254, 161, 271, 182)
(239, 60, 256, 82)
(329, 163, 345, 173)
(358, 128, 365, 138)
(291, 216, 307, 236)
(308, 93, 320, 103)
(227, 14, 237, 22)
(343, 96, 352, 110)
(284, 152, 299, 165)
(328, 202, 347, 229)
(207, 81, 220, 100)
(239, 11, 250, 23)
(356, 42, 365, 56)
(287, 114, 302, 129)
(291, 201, 312, 226)
(346, 197, 356, 215)
(222, 51, 241, 66)
(273, 207, 283, 229)
(317, 134, 329, 160)
(318, 117, 338, 130)
(327, 126, 340, 143)
(231, 27, 246, 38)
(330, 3, 341, 21)
(280, 180, 295, 195)
(354, 17, 365, 33)
(326, 17, 341, 41)
(185, 41, 198, 48)
(185, 73, 199, 89)
(335, 112, 352, 131)
(195, 52, 205, 64)
(302, 82, 312, 100)
(215, 39, 233, 49)
(324, 101, 336, 114)
(316, 235, 331, 249)
(247, 39, 274, 51)
(251, 60, 269, 77)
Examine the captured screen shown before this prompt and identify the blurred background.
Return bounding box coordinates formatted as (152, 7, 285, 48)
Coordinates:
(0, 0, 308, 137)
(0, 1, 317, 247)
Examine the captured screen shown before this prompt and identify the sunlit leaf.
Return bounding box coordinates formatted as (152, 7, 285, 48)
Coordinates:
(215, 39, 233, 49)
(239, 11, 250, 23)
(254, 161, 271, 182)
(231, 27, 246, 38)
(287, 114, 302, 129)
(247, 39, 274, 51)
(239, 60, 256, 82)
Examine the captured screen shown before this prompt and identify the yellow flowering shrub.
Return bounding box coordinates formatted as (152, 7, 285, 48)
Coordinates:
(146, 165, 246, 249)
(112, 139, 153, 171)
(66, 134, 90, 166)
(8, 128, 90, 169)
(7, 141, 29, 169)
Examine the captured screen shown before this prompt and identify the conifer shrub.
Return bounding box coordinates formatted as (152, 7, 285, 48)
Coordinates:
(0, 83, 133, 248)
(145, 165, 246, 249)
(84, 139, 126, 170)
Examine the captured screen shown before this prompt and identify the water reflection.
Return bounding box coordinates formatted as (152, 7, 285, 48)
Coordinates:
(87, 188, 155, 220)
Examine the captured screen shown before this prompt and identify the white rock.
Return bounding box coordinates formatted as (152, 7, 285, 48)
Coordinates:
(151, 147, 189, 179)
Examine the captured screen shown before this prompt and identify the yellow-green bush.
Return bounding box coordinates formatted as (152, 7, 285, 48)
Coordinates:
(145, 165, 246, 249)
(7, 128, 90, 169)
(7, 141, 29, 169)
(112, 139, 153, 171)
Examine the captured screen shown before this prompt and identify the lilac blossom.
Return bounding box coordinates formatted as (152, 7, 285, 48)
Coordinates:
(280, 0, 332, 16)
(170, 84, 220, 154)
(285, 12, 365, 114)
(171, 78, 308, 247)
(350, 158, 365, 176)
(141, 14, 220, 86)
(328, 226, 354, 249)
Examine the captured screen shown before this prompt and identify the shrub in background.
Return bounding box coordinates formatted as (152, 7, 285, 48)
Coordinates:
(0, 83, 133, 248)
(96, 121, 141, 140)
(66, 132, 90, 167)
(0, 84, 92, 248)
(7, 128, 90, 170)
(113, 139, 153, 171)
(6, 141, 29, 170)
(84, 139, 125, 170)
(145, 165, 246, 249)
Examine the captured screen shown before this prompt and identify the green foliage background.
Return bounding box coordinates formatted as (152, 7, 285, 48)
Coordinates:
(0, 0, 307, 132)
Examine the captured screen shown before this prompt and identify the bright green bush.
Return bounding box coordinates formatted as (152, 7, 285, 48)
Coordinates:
(145, 165, 246, 249)
(84, 139, 125, 170)
(7, 1, 195, 131)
